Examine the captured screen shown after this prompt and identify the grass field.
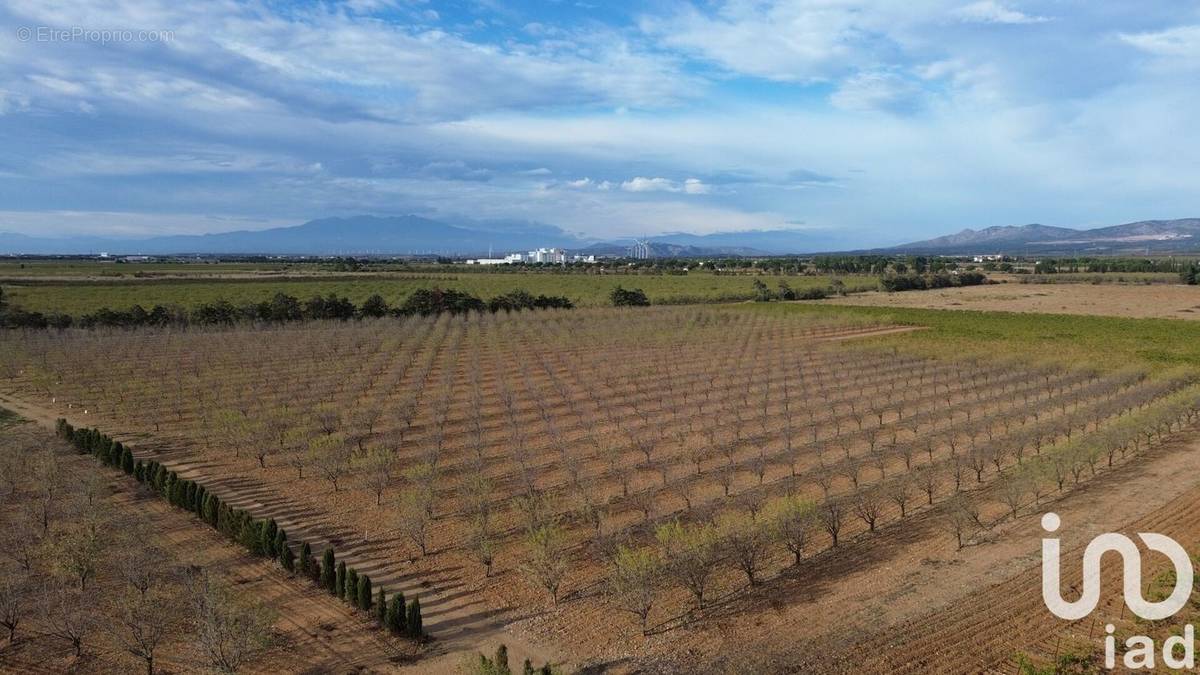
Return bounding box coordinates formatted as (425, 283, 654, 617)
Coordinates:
(2, 271, 877, 313)
(747, 301, 1200, 369)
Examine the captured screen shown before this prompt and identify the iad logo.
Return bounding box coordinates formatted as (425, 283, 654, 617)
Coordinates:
(1041, 512, 1196, 669)
(1041, 512, 1193, 621)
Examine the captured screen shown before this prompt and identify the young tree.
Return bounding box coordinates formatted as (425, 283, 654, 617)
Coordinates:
(336, 562, 348, 601)
(395, 487, 433, 557)
(308, 434, 351, 492)
(605, 545, 661, 636)
(655, 521, 719, 610)
(719, 512, 770, 587)
(769, 496, 815, 567)
(353, 446, 395, 506)
(521, 523, 570, 606)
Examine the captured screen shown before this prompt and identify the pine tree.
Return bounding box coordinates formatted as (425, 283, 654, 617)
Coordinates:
(376, 587, 387, 624)
(357, 574, 372, 612)
(300, 542, 313, 577)
(345, 568, 359, 606)
(321, 549, 336, 594)
(335, 561, 347, 600)
(406, 596, 422, 638)
(387, 593, 406, 634)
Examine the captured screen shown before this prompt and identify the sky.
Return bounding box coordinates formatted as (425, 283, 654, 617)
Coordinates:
(2, 1, 1199, 247)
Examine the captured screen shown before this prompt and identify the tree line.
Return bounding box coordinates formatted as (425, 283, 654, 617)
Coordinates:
(879, 270, 987, 292)
(52, 419, 425, 641)
(0, 286, 573, 330)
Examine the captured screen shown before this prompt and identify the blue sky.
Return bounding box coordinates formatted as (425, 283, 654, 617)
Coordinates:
(2, 1, 1199, 246)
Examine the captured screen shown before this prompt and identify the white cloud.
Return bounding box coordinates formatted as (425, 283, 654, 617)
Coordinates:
(953, 1, 1048, 25)
(621, 176, 711, 194)
(1120, 25, 1200, 59)
(830, 71, 924, 113)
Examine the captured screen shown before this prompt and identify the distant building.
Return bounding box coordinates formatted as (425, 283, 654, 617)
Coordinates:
(467, 247, 582, 265)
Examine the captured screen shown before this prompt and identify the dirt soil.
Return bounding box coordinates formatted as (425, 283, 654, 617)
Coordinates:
(0, 423, 418, 675)
(824, 283, 1200, 319)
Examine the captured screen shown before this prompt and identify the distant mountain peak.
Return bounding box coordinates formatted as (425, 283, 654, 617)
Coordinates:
(888, 218, 1200, 254)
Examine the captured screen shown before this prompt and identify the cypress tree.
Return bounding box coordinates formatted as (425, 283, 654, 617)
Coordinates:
(133, 460, 145, 482)
(259, 520, 277, 558)
(240, 519, 261, 554)
(376, 588, 387, 624)
(523, 658, 535, 675)
(300, 542, 313, 577)
(321, 549, 336, 594)
(406, 596, 422, 638)
(335, 561, 347, 599)
(281, 545, 296, 573)
(357, 574, 372, 612)
(387, 593, 406, 634)
(119, 445, 134, 474)
(345, 568, 359, 606)
(274, 529, 288, 566)
(494, 644, 509, 675)
(193, 485, 206, 515)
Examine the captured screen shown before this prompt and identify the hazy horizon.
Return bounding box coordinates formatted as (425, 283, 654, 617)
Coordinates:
(3, 2, 1200, 246)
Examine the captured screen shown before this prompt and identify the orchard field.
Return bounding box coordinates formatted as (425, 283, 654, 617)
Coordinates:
(0, 265, 877, 316)
(3, 303, 1200, 672)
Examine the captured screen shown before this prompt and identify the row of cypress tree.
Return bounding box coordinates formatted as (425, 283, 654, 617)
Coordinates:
(54, 418, 424, 640)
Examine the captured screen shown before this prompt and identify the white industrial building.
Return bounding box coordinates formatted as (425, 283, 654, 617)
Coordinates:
(466, 247, 594, 265)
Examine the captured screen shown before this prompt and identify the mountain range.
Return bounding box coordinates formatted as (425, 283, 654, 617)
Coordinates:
(3, 215, 1199, 257)
(0, 215, 837, 256)
(885, 218, 1200, 255)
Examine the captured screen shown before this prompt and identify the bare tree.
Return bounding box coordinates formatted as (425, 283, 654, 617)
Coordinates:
(0, 572, 28, 643)
(884, 474, 915, 518)
(113, 583, 183, 675)
(819, 499, 844, 548)
(188, 571, 276, 674)
(851, 488, 884, 533)
(46, 586, 95, 658)
(719, 512, 770, 587)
